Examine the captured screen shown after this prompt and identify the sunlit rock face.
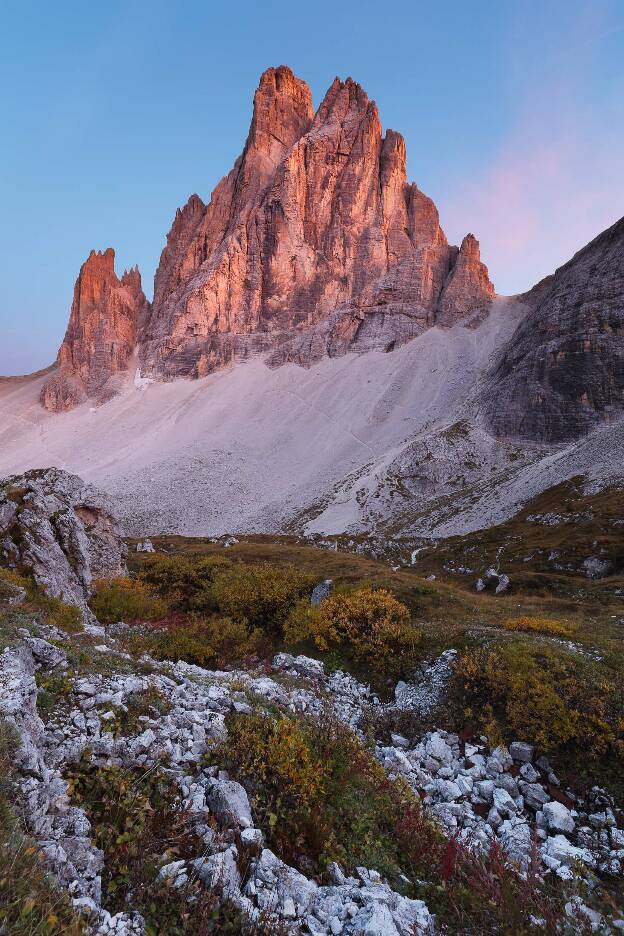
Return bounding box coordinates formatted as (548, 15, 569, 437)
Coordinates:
(41, 248, 148, 412)
(139, 65, 494, 379)
(484, 216, 624, 443)
(40, 65, 494, 407)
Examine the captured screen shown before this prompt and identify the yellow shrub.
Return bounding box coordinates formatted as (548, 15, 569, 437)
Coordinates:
(503, 616, 575, 637)
(219, 715, 324, 812)
(454, 641, 623, 758)
(39, 595, 84, 633)
(0, 568, 29, 608)
(0, 567, 29, 590)
(0, 568, 84, 633)
(89, 577, 167, 625)
(285, 587, 421, 672)
(282, 597, 316, 645)
(208, 713, 440, 889)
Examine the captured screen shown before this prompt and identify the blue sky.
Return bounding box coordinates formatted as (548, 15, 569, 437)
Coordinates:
(1, 0, 623, 374)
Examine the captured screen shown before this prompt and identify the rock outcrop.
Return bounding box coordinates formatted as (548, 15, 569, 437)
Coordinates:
(41, 249, 148, 412)
(1, 627, 620, 932)
(38, 66, 494, 410)
(484, 216, 624, 443)
(0, 467, 127, 620)
(139, 66, 494, 380)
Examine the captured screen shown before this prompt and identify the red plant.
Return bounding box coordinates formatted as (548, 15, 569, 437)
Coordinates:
(440, 835, 459, 883)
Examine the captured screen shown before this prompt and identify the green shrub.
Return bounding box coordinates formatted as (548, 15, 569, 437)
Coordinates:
(0, 567, 84, 634)
(145, 616, 263, 669)
(137, 555, 232, 610)
(454, 640, 624, 760)
(38, 595, 84, 634)
(104, 686, 173, 738)
(36, 672, 74, 722)
(0, 567, 28, 598)
(90, 577, 167, 625)
(210, 563, 315, 635)
(208, 713, 571, 934)
(208, 712, 436, 885)
(284, 587, 421, 676)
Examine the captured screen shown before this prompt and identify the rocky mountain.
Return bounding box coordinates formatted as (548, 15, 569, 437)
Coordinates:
(42, 249, 148, 412)
(41, 66, 493, 410)
(483, 216, 624, 443)
(7, 65, 623, 541)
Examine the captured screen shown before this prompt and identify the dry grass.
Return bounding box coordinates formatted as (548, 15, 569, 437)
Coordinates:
(503, 616, 576, 637)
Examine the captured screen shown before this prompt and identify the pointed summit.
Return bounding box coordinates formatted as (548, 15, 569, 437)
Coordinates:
(248, 66, 313, 160)
(44, 66, 496, 398)
(140, 66, 495, 380)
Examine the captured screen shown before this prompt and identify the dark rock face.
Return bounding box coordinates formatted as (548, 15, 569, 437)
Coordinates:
(484, 216, 624, 444)
(0, 468, 127, 621)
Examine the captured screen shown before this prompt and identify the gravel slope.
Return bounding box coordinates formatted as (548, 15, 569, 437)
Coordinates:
(0, 298, 620, 538)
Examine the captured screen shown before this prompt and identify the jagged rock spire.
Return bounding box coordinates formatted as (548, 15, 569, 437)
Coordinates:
(41, 249, 148, 412)
(41, 66, 495, 407)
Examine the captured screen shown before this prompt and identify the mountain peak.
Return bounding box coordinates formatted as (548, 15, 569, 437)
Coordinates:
(41, 66, 495, 406)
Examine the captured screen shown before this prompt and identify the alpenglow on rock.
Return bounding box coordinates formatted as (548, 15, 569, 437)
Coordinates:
(40, 65, 494, 409)
(41, 248, 148, 412)
(0, 467, 127, 619)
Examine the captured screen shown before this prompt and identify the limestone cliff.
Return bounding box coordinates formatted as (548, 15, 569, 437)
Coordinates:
(41, 249, 148, 412)
(140, 66, 494, 379)
(484, 216, 624, 443)
(41, 66, 494, 407)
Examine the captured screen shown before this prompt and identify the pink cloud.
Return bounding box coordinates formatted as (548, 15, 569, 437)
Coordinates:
(438, 4, 624, 294)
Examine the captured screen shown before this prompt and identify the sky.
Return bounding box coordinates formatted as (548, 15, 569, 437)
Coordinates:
(1, 0, 623, 375)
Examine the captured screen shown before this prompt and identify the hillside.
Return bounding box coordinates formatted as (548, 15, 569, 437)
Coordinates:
(1, 468, 623, 934)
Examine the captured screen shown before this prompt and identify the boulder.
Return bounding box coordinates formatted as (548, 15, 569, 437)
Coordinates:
(351, 903, 400, 936)
(272, 653, 325, 680)
(543, 800, 575, 835)
(136, 539, 155, 553)
(425, 732, 454, 764)
(25, 638, 67, 670)
(206, 778, 253, 829)
(509, 741, 534, 763)
(523, 783, 550, 811)
(544, 834, 594, 868)
(310, 579, 334, 606)
(245, 848, 317, 916)
(499, 818, 532, 868)
(0, 468, 127, 623)
(192, 847, 241, 897)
